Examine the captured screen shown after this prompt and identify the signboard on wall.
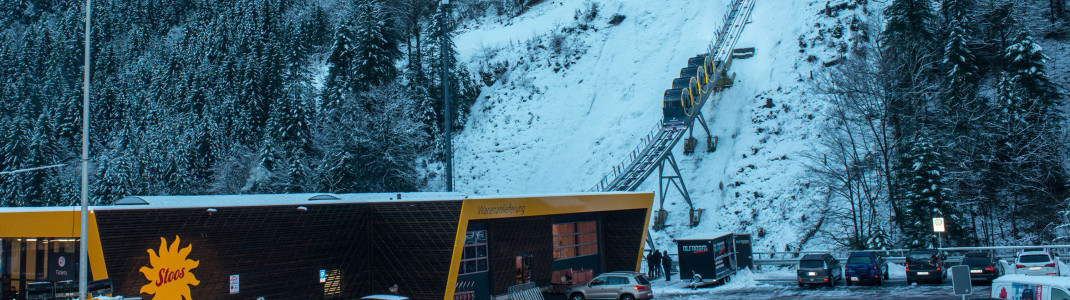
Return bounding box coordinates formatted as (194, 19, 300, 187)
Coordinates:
(49, 254, 75, 281)
(230, 275, 240, 294)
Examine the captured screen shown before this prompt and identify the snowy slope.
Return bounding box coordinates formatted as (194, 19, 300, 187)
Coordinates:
(452, 0, 724, 194)
(451, 0, 875, 252)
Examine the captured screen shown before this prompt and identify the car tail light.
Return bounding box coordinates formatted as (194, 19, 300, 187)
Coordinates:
(873, 265, 878, 270)
(1045, 263, 1056, 267)
(985, 267, 995, 271)
(937, 267, 941, 271)
(905, 267, 910, 271)
(1017, 264, 1027, 269)
(634, 286, 648, 291)
(1049, 273, 1059, 276)
(798, 279, 802, 282)
(824, 278, 829, 281)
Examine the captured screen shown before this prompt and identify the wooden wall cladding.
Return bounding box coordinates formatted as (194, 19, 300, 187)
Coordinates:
(94, 201, 461, 299)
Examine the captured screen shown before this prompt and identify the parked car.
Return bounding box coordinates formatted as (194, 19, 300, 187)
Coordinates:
(905, 249, 948, 284)
(961, 251, 1003, 284)
(844, 251, 889, 286)
(1016, 251, 1061, 276)
(992, 274, 1070, 300)
(566, 271, 653, 300)
(796, 253, 842, 287)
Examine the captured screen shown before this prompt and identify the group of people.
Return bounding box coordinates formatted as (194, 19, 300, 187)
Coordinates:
(646, 249, 673, 281)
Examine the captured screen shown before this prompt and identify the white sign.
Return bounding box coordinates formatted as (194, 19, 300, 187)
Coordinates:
(933, 218, 945, 233)
(230, 274, 240, 294)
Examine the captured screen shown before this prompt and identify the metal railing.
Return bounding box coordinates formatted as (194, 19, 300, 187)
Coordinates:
(752, 245, 1070, 267)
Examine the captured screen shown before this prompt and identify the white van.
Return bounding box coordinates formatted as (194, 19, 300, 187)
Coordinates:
(991, 274, 1070, 300)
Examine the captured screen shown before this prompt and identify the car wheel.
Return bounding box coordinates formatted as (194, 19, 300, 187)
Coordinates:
(936, 277, 943, 284)
(906, 279, 912, 286)
(828, 276, 836, 287)
(846, 278, 852, 286)
(798, 282, 804, 287)
(877, 277, 883, 286)
(621, 294, 636, 300)
(570, 293, 585, 300)
(884, 269, 889, 280)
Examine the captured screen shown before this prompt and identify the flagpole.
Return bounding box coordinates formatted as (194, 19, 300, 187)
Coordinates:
(80, 0, 91, 298)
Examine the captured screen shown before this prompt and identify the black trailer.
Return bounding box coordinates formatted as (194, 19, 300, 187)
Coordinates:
(675, 233, 752, 288)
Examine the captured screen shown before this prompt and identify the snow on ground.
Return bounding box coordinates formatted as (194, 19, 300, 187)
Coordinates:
(451, 0, 879, 252)
(453, 0, 725, 195)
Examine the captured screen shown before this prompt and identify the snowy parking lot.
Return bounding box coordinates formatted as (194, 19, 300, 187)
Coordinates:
(651, 268, 994, 299)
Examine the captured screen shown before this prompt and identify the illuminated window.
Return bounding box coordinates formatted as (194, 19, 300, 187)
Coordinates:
(552, 221, 597, 260)
(322, 269, 342, 296)
(459, 230, 488, 275)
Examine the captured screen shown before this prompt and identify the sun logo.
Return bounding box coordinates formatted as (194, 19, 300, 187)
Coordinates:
(139, 235, 200, 300)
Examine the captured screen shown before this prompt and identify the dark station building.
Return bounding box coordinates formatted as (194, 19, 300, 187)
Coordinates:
(0, 192, 653, 299)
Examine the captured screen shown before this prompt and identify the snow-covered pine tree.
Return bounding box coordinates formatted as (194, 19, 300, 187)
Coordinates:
(94, 158, 132, 205)
(0, 117, 31, 205)
(941, 18, 977, 116)
(899, 135, 960, 247)
(426, 3, 480, 133)
(188, 118, 217, 191)
(322, 22, 356, 112)
(1004, 33, 1061, 112)
(351, 0, 402, 95)
(299, 4, 332, 51)
(269, 90, 312, 156)
(25, 113, 60, 206)
(284, 155, 309, 193)
(939, 0, 970, 23)
(998, 32, 1069, 242)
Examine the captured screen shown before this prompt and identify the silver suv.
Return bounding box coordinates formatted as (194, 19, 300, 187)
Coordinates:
(566, 271, 653, 300)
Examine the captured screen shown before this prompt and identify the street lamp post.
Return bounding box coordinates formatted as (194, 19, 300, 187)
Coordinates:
(440, 0, 453, 192)
(80, 0, 91, 298)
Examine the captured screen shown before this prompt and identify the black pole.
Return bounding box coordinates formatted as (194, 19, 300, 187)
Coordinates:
(441, 0, 453, 192)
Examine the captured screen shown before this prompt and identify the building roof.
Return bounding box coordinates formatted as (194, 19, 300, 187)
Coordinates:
(0, 191, 651, 212)
(110, 192, 466, 208)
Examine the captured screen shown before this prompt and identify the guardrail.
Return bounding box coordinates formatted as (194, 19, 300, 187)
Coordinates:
(752, 245, 1070, 267)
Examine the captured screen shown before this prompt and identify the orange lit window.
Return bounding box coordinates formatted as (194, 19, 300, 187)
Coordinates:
(552, 221, 598, 260)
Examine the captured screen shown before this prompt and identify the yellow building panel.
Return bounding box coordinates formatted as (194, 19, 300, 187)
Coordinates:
(0, 210, 109, 280)
(444, 193, 653, 300)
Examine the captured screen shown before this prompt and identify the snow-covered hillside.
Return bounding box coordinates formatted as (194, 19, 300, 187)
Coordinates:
(450, 0, 879, 252)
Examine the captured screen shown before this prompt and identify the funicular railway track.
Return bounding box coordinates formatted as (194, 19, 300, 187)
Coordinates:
(590, 0, 755, 225)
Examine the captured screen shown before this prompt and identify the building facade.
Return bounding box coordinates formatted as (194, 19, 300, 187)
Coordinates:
(0, 192, 652, 300)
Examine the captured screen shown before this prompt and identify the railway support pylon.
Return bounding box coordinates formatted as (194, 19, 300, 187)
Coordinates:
(656, 151, 698, 230)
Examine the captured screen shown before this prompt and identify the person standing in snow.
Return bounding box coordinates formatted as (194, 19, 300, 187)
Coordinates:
(652, 249, 663, 278)
(646, 250, 657, 278)
(662, 250, 673, 281)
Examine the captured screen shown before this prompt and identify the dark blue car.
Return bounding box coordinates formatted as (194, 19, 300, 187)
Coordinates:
(844, 251, 889, 286)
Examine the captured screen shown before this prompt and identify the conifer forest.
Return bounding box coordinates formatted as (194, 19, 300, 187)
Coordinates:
(2, 0, 1070, 249)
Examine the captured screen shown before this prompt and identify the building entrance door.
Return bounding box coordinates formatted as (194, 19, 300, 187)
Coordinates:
(515, 253, 532, 284)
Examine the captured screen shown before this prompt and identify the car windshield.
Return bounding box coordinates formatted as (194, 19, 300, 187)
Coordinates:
(1019, 254, 1052, 263)
(962, 257, 991, 266)
(634, 276, 650, 285)
(848, 256, 873, 264)
(799, 260, 824, 268)
(907, 253, 936, 264)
